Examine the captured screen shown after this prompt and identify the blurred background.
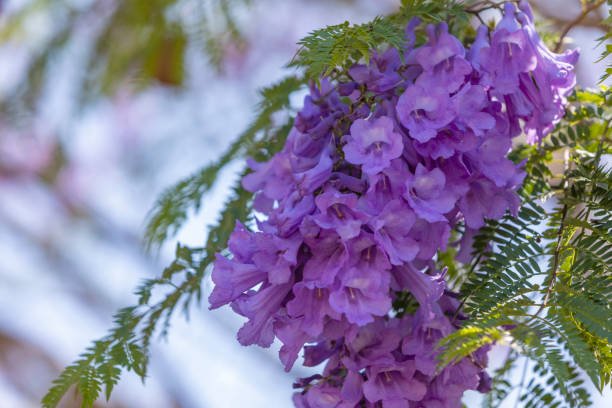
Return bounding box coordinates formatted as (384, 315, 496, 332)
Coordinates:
(0, 0, 609, 407)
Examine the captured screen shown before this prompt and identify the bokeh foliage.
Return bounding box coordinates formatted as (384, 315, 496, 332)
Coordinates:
(0, 0, 248, 115)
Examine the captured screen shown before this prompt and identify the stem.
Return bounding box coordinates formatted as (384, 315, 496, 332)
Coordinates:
(513, 358, 529, 408)
(467, 9, 488, 27)
(541, 203, 569, 307)
(529, 1, 607, 32)
(466, 0, 506, 13)
(452, 252, 483, 321)
(571, 119, 611, 245)
(528, 118, 610, 322)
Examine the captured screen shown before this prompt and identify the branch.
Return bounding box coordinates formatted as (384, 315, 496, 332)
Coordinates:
(513, 358, 529, 408)
(540, 203, 569, 309)
(452, 252, 484, 321)
(529, 0, 607, 30)
(528, 116, 611, 322)
(554, 0, 606, 52)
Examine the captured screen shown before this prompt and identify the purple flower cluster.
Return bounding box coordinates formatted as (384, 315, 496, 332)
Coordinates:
(293, 291, 491, 408)
(471, 2, 578, 143)
(209, 2, 576, 406)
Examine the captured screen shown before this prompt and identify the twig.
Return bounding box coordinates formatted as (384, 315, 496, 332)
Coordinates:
(466, 9, 488, 26)
(527, 117, 610, 323)
(554, 0, 606, 52)
(571, 119, 611, 246)
(452, 252, 483, 321)
(466, 0, 505, 16)
(513, 357, 529, 408)
(529, 1, 607, 31)
(527, 143, 572, 321)
(541, 203, 568, 308)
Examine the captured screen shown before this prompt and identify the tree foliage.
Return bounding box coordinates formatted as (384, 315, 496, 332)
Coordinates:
(438, 87, 611, 408)
(42, 75, 300, 408)
(289, 0, 471, 80)
(143, 75, 305, 249)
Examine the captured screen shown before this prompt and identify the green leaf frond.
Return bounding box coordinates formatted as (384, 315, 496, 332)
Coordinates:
(595, 12, 612, 84)
(288, 0, 470, 80)
(437, 87, 611, 407)
(143, 75, 304, 250)
(42, 111, 296, 408)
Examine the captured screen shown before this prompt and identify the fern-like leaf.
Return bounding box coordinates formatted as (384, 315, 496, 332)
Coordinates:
(144, 75, 304, 249)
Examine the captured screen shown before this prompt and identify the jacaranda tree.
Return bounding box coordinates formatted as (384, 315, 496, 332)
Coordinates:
(41, 1, 610, 407)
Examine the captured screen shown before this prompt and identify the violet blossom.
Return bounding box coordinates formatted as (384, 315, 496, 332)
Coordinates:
(209, 7, 577, 406)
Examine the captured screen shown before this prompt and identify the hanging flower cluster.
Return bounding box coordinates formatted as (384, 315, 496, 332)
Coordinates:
(209, 2, 577, 407)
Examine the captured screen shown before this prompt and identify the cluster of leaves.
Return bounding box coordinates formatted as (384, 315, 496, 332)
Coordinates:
(289, 0, 473, 79)
(144, 75, 304, 248)
(41, 75, 302, 408)
(437, 87, 612, 408)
